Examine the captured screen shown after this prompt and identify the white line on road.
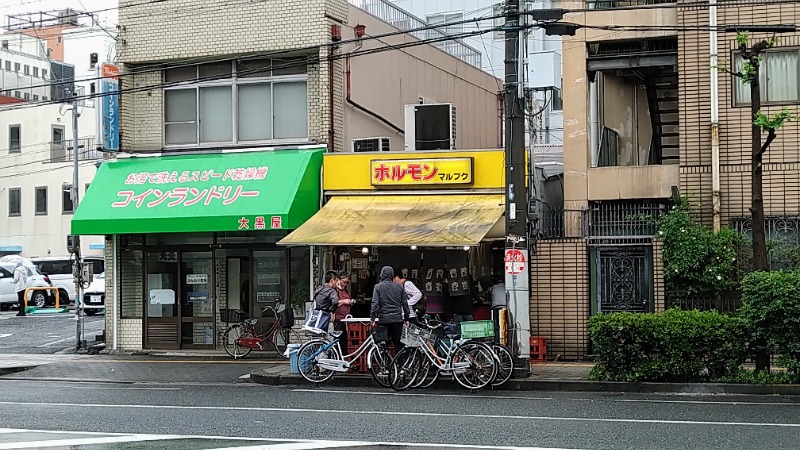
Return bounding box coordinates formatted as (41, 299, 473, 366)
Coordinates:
(214, 442, 372, 450)
(0, 334, 11, 339)
(616, 398, 800, 407)
(0, 434, 183, 449)
(66, 386, 183, 391)
(291, 388, 553, 401)
(0, 401, 799, 429)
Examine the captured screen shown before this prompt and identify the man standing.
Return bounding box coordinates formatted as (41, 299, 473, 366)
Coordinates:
(394, 272, 422, 325)
(371, 266, 409, 349)
(13, 262, 27, 317)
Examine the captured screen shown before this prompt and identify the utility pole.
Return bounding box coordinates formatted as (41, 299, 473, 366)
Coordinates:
(70, 88, 86, 352)
(504, 0, 531, 377)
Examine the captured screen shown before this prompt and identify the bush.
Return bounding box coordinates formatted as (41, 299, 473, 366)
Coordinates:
(589, 309, 747, 382)
(658, 201, 739, 303)
(739, 271, 800, 378)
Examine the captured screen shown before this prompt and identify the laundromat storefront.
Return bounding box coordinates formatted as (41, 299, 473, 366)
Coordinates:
(279, 150, 508, 321)
(72, 148, 323, 350)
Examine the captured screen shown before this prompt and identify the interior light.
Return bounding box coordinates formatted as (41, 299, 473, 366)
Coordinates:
(361, 247, 369, 255)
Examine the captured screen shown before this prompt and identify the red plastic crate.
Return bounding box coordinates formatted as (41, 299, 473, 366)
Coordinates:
(530, 336, 547, 362)
(347, 322, 370, 341)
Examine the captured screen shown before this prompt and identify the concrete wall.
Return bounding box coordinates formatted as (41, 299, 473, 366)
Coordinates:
(0, 104, 105, 258)
(561, 3, 678, 236)
(344, 6, 501, 151)
(679, 0, 800, 224)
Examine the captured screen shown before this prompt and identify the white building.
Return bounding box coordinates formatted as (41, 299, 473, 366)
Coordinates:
(354, 0, 563, 144)
(0, 34, 52, 101)
(0, 103, 108, 258)
(0, 20, 116, 258)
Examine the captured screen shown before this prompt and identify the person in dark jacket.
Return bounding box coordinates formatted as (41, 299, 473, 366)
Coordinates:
(370, 266, 410, 349)
(311, 271, 345, 331)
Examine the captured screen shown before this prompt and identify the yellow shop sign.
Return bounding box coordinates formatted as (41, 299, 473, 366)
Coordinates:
(370, 158, 473, 186)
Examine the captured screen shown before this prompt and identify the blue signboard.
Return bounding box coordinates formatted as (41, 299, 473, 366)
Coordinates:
(97, 64, 120, 152)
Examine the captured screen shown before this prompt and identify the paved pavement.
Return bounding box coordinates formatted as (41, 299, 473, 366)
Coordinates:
(0, 379, 799, 449)
(0, 311, 104, 354)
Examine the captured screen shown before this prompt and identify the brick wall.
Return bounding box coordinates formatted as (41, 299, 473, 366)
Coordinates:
(679, 1, 800, 224)
(530, 239, 590, 360)
(117, 0, 347, 152)
(653, 239, 665, 312)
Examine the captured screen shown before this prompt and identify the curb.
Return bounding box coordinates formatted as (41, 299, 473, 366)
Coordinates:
(249, 369, 800, 395)
(0, 366, 37, 377)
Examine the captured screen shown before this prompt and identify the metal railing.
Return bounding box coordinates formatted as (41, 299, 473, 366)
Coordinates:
(348, 0, 483, 68)
(49, 137, 112, 162)
(589, 200, 668, 237)
(588, 0, 675, 8)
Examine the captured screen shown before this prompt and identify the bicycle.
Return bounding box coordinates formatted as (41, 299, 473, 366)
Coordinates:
(410, 316, 512, 389)
(389, 322, 497, 391)
(220, 305, 301, 359)
(296, 324, 394, 387)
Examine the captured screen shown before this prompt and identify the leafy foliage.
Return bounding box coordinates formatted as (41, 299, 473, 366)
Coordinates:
(754, 107, 795, 131)
(739, 271, 800, 380)
(658, 201, 739, 302)
(589, 309, 748, 382)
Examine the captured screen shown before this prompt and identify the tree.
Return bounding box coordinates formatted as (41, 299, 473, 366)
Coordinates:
(734, 32, 795, 371)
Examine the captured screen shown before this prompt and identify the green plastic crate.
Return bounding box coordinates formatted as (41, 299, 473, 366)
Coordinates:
(459, 320, 494, 339)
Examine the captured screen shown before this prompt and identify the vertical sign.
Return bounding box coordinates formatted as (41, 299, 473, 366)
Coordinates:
(97, 63, 120, 152)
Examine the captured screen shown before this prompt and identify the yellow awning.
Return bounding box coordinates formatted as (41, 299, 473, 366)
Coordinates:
(279, 195, 504, 247)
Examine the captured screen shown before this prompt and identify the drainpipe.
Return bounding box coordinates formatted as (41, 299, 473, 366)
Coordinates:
(589, 74, 600, 167)
(710, 0, 722, 230)
(328, 48, 336, 152)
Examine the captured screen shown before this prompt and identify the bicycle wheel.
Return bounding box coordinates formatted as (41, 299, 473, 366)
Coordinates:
(490, 343, 514, 388)
(451, 342, 496, 390)
(412, 358, 440, 389)
(272, 327, 296, 358)
(297, 340, 338, 384)
(367, 344, 392, 388)
(389, 347, 422, 392)
(222, 325, 253, 359)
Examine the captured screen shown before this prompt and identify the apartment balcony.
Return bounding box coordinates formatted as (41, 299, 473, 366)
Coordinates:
(588, 0, 675, 8)
(49, 138, 113, 163)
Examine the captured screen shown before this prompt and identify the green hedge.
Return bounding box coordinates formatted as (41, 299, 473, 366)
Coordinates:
(739, 271, 800, 380)
(589, 309, 747, 382)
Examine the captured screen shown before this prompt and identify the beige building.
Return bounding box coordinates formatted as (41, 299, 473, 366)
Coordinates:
(534, 0, 800, 360)
(89, 0, 500, 351)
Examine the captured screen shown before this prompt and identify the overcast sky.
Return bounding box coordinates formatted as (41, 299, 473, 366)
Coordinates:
(1, 0, 118, 29)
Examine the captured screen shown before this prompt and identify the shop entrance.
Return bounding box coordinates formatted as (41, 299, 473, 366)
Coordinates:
(144, 250, 217, 350)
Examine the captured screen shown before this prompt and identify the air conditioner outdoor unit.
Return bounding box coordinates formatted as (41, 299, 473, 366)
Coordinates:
(403, 103, 456, 151)
(352, 137, 391, 152)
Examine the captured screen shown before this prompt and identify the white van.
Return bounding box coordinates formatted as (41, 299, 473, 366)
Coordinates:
(31, 257, 105, 304)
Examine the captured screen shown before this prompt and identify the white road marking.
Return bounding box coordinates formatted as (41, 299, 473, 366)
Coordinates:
(0, 434, 182, 449)
(616, 398, 800, 407)
(36, 337, 74, 347)
(291, 388, 553, 401)
(239, 373, 251, 379)
(0, 428, 582, 450)
(67, 386, 183, 391)
(0, 401, 799, 428)
(0, 334, 11, 338)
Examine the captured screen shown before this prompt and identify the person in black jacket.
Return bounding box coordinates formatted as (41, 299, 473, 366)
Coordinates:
(370, 266, 410, 349)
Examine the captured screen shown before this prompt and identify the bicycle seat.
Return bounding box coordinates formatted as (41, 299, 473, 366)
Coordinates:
(330, 331, 343, 339)
(243, 318, 258, 326)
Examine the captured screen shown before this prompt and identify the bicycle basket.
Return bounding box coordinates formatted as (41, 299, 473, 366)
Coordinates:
(370, 326, 389, 343)
(277, 308, 295, 329)
(219, 309, 245, 323)
(401, 324, 436, 348)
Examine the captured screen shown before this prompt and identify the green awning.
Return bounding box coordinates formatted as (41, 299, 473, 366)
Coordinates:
(72, 149, 324, 235)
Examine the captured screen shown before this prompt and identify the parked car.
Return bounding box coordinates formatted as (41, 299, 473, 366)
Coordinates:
(31, 256, 105, 305)
(82, 272, 106, 316)
(0, 257, 55, 310)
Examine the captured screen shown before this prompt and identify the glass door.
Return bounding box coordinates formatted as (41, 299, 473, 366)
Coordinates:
(145, 251, 179, 349)
(252, 251, 286, 330)
(180, 251, 215, 349)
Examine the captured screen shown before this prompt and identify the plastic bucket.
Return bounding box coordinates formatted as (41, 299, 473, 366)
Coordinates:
(287, 344, 302, 374)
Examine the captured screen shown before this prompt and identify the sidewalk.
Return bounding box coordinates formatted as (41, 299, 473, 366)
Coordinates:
(249, 362, 800, 396)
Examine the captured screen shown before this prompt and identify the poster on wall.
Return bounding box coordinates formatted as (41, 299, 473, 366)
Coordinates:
(149, 289, 175, 305)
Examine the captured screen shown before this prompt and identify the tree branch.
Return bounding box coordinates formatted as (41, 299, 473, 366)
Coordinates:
(759, 128, 777, 157)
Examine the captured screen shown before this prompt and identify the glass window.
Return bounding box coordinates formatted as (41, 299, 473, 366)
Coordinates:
(164, 89, 197, 145)
(9, 125, 20, 152)
(289, 247, 311, 316)
(62, 184, 74, 214)
(33, 67, 38, 77)
(147, 251, 177, 318)
(237, 84, 272, 141)
(120, 249, 143, 319)
(162, 59, 308, 146)
(3, 60, 9, 71)
(42, 69, 47, 79)
(551, 87, 563, 111)
(13, 91, 20, 98)
(23, 93, 30, 100)
(8, 188, 20, 216)
(734, 50, 799, 105)
(426, 12, 464, 37)
(253, 251, 285, 306)
(23, 65, 29, 75)
(199, 86, 233, 142)
(273, 82, 308, 139)
(32, 94, 38, 100)
(14, 62, 20, 72)
(35, 187, 47, 215)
